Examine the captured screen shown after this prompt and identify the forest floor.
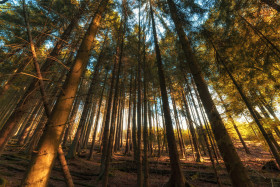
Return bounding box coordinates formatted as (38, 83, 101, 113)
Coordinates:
(0, 140, 280, 186)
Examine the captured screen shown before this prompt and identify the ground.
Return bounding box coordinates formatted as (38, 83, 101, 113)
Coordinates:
(0, 140, 280, 186)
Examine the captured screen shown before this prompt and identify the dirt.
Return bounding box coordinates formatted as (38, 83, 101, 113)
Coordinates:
(0, 140, 280, 186)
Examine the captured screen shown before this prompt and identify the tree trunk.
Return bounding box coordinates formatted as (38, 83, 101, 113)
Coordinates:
(149, 1, 190, 186)
(143, 35, 149, 187)
(137, 1, 142, 186)
(132, 72, 138, 161)
(125, 70, 133, 155)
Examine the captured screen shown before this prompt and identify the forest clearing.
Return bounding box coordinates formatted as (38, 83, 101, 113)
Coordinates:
(1, 0, 280, 186)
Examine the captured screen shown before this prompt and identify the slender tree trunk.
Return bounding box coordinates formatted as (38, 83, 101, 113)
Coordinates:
(17, 102, 43, 145)
(154, 98, 161, 157)
(148, 100, 154, 155)
(137, 1, 142, 186)
(132, 72, 138, 161)
(22, 2, 74, 186)
(125, 70, 133, 155)
(143, 36, 149, 187)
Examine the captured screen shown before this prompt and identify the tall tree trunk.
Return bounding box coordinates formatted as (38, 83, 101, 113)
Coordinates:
(148, 100, 154, 155)
(154, 98, 161, 157)
(143, 35, 149, 187)
(137, 1, 142, 186)
(166, 0, 253, 186)
(149, 1, 190, 186)
(132, 72, 138, 161)
(125, 70, 133, 155)
(21, 0, 109, 185)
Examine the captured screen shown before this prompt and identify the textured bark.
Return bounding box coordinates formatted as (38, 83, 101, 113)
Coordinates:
(167, 0, 253, 186)
(21, 0, 109, 185)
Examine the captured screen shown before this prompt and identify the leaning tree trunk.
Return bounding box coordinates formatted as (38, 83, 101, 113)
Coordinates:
(166, 0, 253, 186)
(21, 0, 109, 185)
(149, 1, 191, 186)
